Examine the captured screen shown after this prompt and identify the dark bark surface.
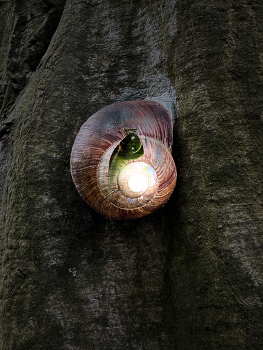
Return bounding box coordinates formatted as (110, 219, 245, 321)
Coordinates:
(170, 1, 263, 349)
(1, 0, 263, 349)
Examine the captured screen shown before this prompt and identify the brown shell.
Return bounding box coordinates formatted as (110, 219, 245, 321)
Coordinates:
(70, 100, 177, 220)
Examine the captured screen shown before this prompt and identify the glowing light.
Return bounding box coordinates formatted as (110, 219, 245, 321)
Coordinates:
(128, 174, 148, 192)
(117, 162, 158, 199)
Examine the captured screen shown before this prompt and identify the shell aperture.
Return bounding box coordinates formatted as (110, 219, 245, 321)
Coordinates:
(109, 132, 144, 168)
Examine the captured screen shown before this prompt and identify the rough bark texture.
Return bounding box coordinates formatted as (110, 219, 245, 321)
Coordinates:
(0, 0, 263, 349)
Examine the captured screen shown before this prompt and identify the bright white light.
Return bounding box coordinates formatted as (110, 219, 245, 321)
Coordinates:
(118, 161, 157, 199)
(128, 174, 148, 193)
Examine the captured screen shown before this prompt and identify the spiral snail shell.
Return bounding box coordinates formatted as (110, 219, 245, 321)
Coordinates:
(70, 100, 177, 220)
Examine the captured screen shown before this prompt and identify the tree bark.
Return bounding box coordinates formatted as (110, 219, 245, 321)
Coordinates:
(1, 0, 263, 349)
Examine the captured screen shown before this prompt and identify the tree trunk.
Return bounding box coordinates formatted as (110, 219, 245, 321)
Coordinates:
(1, 0, 263, 349)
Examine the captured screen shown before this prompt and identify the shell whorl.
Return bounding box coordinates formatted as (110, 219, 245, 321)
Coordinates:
(70, 100, 177, 220)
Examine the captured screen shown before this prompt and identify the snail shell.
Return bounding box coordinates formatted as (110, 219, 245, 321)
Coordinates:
(70, 100, 177, 220)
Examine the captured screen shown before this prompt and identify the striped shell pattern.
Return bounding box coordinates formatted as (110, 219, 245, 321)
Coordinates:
(70, 100, 177, 220)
